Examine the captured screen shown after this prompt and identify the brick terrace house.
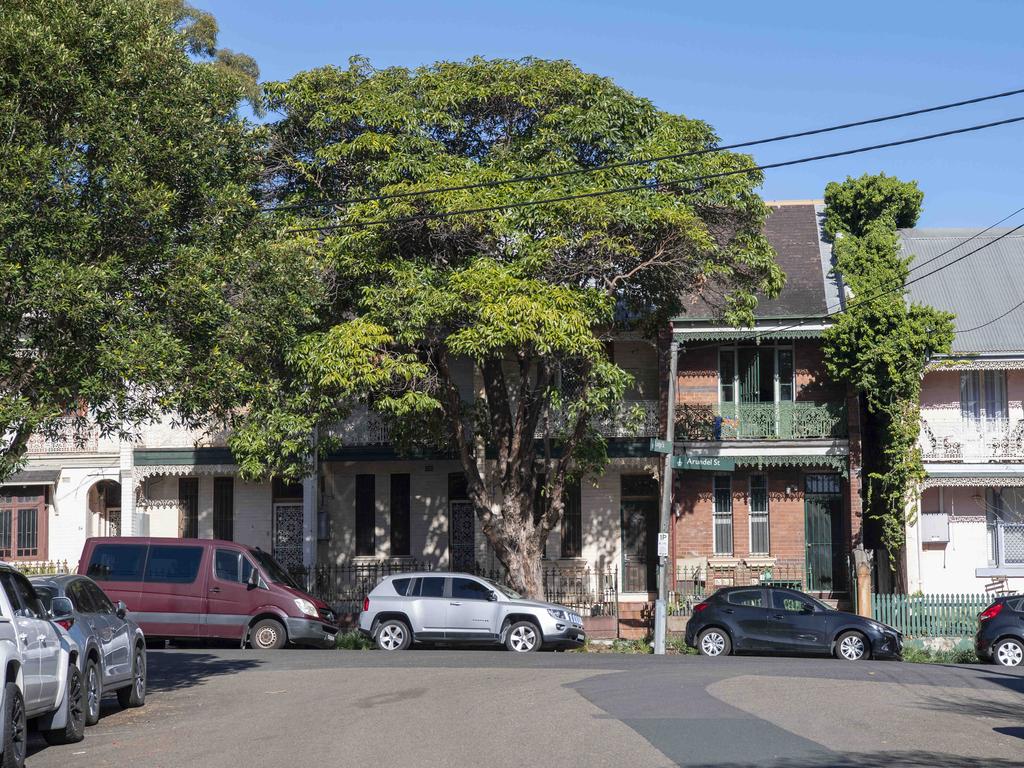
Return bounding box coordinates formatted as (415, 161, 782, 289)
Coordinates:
(669, 201, 863, 608)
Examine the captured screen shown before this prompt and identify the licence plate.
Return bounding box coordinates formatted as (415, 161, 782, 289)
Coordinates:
(325, 633, 336, 643)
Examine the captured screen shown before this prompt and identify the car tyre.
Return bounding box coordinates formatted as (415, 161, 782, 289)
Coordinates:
(42, 663, 85, 745)
(505, 621, 541, 653)
(250, 619, 287, 650)
(84, 658, 101, 726)
(835, 631, 870, 661)
(375, 619, 412, 651)
(697, 628, 731, 658)
(993, 637, 1024, 667)
(1, 682, 26, 768)
(117, 645, 146, 708)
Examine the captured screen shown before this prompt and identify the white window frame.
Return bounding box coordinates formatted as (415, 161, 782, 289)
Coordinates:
(748, 475, 770, 556)
(712, 475, 733, 556)
(717, 344, 796, 410)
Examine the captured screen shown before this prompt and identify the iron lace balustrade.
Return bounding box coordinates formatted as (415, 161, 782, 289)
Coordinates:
(676, 402, 848, 440)
(537, 399, 660, 439)
(921, 416, 1024, 462)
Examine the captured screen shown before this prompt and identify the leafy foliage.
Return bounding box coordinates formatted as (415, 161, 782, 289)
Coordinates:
(0, 0, 273, 479)
(239, 57, 783, 596)
(822, 174, 954, 565)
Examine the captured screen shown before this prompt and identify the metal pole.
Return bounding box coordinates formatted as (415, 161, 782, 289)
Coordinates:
(654, 339, 679, 655)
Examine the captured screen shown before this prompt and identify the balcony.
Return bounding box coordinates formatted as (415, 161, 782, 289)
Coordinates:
(675, 402, 848, 441)
(921, 416, 1024, 462)
(26, 422, 98, 454)
(989, 522, 1024, 568)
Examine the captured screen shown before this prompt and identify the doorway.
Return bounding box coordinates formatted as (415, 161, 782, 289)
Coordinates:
(620, 475, 659, 593)
(804, 474, 847, 593)
(89, 480, 122, 537)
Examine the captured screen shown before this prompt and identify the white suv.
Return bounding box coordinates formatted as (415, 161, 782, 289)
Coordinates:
(358, 572, 585, 652)
(0, 563, 85, 767)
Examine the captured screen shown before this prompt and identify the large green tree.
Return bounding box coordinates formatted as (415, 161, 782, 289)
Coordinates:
(822, 173, 954, 575)
(0, 0, 290, 479)
(240, 57, 783, 596)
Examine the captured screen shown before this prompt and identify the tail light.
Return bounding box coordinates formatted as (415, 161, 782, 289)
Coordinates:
(693, 602, 709, 614)
(362, 596, 370, 612)
(979, 602, 1003, 621)
(56, 618, 74, 631)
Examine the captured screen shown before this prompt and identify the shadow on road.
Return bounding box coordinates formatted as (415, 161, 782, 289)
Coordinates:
(147, 650, 264, 693)
(689, 752, 1024, 767)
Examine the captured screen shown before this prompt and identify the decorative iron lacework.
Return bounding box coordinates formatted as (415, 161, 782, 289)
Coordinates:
(673, 328, 826, 342)
(923, 475, 1024, 489)
(734, 454, 849, 477)
(676, 402, 847, 440)
(927, 358, 1024, 371)
(133, 464, 239, 482)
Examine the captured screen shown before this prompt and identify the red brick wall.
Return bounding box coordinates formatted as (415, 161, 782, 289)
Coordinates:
(676, 345, 718, 406)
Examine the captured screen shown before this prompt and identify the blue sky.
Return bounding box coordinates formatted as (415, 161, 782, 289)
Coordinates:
(202, 0, 1024, 226)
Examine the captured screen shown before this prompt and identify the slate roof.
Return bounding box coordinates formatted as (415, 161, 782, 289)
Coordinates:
(899, 228, 1024, 355)
(675, 201, 841, 322)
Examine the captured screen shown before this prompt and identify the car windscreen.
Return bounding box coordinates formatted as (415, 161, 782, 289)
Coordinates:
(249, 549, 302, 590)
(486, 579, 521, 599)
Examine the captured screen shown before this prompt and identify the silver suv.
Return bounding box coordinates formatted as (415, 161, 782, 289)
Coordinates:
(358, 572, 585, 652)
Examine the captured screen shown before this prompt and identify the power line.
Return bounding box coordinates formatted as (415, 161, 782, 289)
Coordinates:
(266, 85, 1024, 214)
(287, 115, 1024, 234)
(954, 298, 1024, 334)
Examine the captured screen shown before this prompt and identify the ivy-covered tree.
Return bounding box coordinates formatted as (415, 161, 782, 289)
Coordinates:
(0, 0, 279, 479)
(822, 173, 954, 574)
(239, 57, 783, 597)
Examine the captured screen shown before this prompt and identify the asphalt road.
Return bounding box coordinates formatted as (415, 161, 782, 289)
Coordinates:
(25, 647, 1024, 768)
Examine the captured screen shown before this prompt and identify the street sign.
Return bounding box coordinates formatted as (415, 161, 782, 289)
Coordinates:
(657, 532, 669, 558)
(672, 455, 736, 471)
(649, 438, 672, 454)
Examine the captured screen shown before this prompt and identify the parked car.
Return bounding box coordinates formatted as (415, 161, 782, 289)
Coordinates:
(30, 574, 146, 725)
(975, 595, 1024, 667)
(358, 572, 586, 652)
(79, 537, 339, 650)
(685, 586, 902, 661)
(0, 562, 85, 768)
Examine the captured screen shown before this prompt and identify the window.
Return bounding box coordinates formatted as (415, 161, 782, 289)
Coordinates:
(0, 488, 46, 560)
(718, 345, 796, 407)
(986, 488, 1024, 566)
(749, 475, 770, 555)
(561, 479, 583, 558)
(178, 477, 199, 539)
(67, 579, 98, 613)
(778, 350, 794, 402)
(713, 476, 733, 555)
(392, 577, 413, 596)
(390, 474, 411, 557)
(719, 351, 735, 403)
(83, 582, 115, 614)
(771, 591, 813, 613)
(87, 543, 147, 581)
(144, 545, 203, 583)
(355, 474, 375, 557)
(33, 584, 56, 611)
(451, 578, 492, 601)
(215, 549, 241, 582)
(418, 577, 445, 598)
(961, 370, 1008, 425)
(0, 572, 22, 616)
(9, 573, 45, 619)
(726, 589, 764, 607)
(213, 477, 234, 541)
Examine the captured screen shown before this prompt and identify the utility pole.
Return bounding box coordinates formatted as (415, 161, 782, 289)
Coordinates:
(653, 339, 679, 655)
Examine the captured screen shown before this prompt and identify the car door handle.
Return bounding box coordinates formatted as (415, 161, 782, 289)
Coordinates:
(37, 634, 48, 644)
(772, 614, 786, 620)
(722, 608, 734, 614)
(449, 602, 461, 606)
(208, 587, 221, 593)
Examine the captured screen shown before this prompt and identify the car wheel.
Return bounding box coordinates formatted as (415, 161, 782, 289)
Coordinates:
(117, 645, 146, 708)
(42, 663, 85, 745)
(993, 637, 1024, 667)
(505, 621, 540, 653)
(1, 682, 26, 768)
(250, 619, 287, 650)
(375, 619, 411, 651)
(835, 631, 870, 661)
(698, 628, 731, 657)
(84, 658, 101, 726)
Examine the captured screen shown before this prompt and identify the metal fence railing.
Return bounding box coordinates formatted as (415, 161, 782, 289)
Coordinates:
(472, 565, 619, 617)
(871, 593, 996, 638)
(669, 560, 807, 615)
(11, 560, 75, 576)
(292, 560, 434, 611)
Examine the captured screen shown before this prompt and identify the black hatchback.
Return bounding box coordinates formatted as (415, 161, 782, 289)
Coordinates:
(975, 595, 1024, 667)
(685, 586, 902, 661)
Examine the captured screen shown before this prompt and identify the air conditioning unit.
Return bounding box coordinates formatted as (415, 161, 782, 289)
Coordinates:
(920, 512, 949, 544)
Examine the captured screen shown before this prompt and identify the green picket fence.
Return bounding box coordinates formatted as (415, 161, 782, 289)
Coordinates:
(871, 593, 992, 638)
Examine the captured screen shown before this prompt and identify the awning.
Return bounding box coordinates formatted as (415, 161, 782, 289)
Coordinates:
(133, 447, 238, 482)
(1, 469, 61, 486)
(673, 323, 830, 343)
(734, 454, 849, 477)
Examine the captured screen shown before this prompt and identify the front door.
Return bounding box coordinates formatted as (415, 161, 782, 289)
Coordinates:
(449, 500, 476, 572)
(767, 588, 830, 652)
(445, 577, 499, 640)
(804, 474, 847, 593)
(83, 580, 131, 684)
(272, 502, 305, 574)
(620, 475, 659, 593)
(206, 548, 262, 641)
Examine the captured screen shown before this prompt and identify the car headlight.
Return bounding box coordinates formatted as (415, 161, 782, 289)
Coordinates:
(547, 608, 568, 621)
(294, 598, 319, 618)
(866, 620, 886, 633)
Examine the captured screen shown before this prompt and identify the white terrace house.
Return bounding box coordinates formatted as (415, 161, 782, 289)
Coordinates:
(902, 228, 1024, 594)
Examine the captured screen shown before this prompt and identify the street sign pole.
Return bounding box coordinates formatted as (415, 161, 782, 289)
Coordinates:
(653, 339, 679, 655)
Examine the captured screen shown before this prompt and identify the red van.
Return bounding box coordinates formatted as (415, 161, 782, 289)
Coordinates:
(78, 537, 338, 649)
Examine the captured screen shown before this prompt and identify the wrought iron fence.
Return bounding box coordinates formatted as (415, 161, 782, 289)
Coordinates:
(12, 560, 75, 575)
(473, 565, 619, 617)
(669, 559, 807, 614)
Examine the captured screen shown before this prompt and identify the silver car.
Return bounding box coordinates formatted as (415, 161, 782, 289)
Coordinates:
(31, 574, 146, 726)
(358, 572, 585, 652)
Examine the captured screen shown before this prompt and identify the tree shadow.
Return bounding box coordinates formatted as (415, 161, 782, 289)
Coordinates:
(688, 752, 1024, 767)
(146, 650, 265, 693)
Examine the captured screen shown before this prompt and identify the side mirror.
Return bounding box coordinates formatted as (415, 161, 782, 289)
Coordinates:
(801, 604, 816, 614)
(115, 600, 127, 620)
(247, 570, 261, 590)
(487, 591, 498, 602)
(50, 596, 75, 627)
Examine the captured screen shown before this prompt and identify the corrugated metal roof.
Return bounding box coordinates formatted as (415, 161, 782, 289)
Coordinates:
(1, 469, 60, 486)
(899, 228, 1024, 354)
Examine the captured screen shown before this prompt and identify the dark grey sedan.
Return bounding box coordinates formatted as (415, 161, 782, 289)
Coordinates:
(31, 574, 146, 725)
